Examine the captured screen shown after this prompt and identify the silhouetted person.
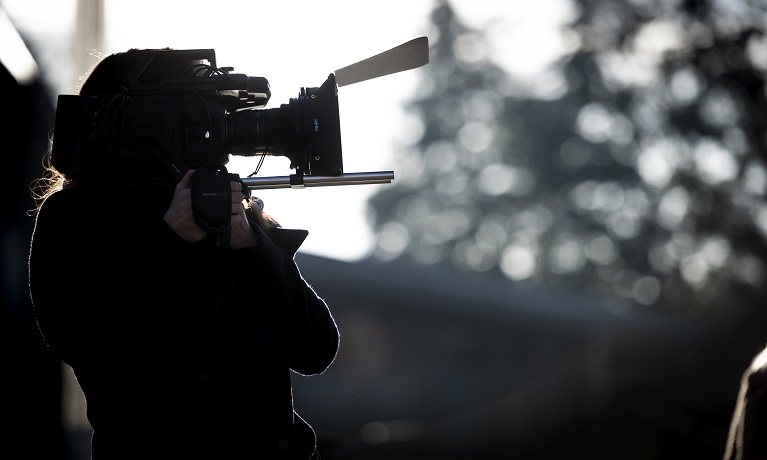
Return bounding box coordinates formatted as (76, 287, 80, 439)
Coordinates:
(724, 343, 767, 460)
(28, 48, 339, 460)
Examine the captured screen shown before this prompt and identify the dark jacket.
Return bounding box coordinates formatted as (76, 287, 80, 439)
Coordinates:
(28, 182, 339, 459)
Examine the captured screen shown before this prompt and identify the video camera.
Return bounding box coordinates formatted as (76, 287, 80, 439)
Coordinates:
(51, 39, 428, 246)
(51, 48, 345, 181)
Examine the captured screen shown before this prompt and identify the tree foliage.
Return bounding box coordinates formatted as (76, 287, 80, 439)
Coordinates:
(367, 0, 767, 318)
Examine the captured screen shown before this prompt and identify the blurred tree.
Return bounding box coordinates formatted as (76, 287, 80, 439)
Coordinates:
(367, 0, 767, 320)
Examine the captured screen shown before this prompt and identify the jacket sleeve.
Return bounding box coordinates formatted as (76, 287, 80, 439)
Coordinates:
(228, 223, 340, 376)
(28, 188, 200, 367)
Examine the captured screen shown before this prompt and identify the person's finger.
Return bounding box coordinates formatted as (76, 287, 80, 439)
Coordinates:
(176, 169, 195, 191)
(230, 180, 244, 193)
(230, 180, 247, 205)
(231, 191, 246, 203)
(230, 202, 248, 230)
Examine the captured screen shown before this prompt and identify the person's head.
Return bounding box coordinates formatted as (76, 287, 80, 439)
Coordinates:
(80, 48, 161, 96)
(30, 49, 168, 212)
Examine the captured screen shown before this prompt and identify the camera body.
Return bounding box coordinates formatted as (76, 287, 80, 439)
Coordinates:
(51, 49, 345, 247)
(51, 48, 344, 184)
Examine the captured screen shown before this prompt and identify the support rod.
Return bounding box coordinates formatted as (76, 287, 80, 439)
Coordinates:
(241, 171, 394, 190)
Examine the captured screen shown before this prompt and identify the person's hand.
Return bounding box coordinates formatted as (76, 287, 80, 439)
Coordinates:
(164, 170, 258, 248)
(229, 179, 258, 249)
(164, 169, 206, 243)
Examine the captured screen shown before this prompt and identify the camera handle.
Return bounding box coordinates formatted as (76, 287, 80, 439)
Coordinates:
(190, 166, 243, 248)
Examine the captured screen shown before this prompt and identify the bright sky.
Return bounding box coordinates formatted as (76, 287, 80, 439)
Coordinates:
(4, 0, 576, 261)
